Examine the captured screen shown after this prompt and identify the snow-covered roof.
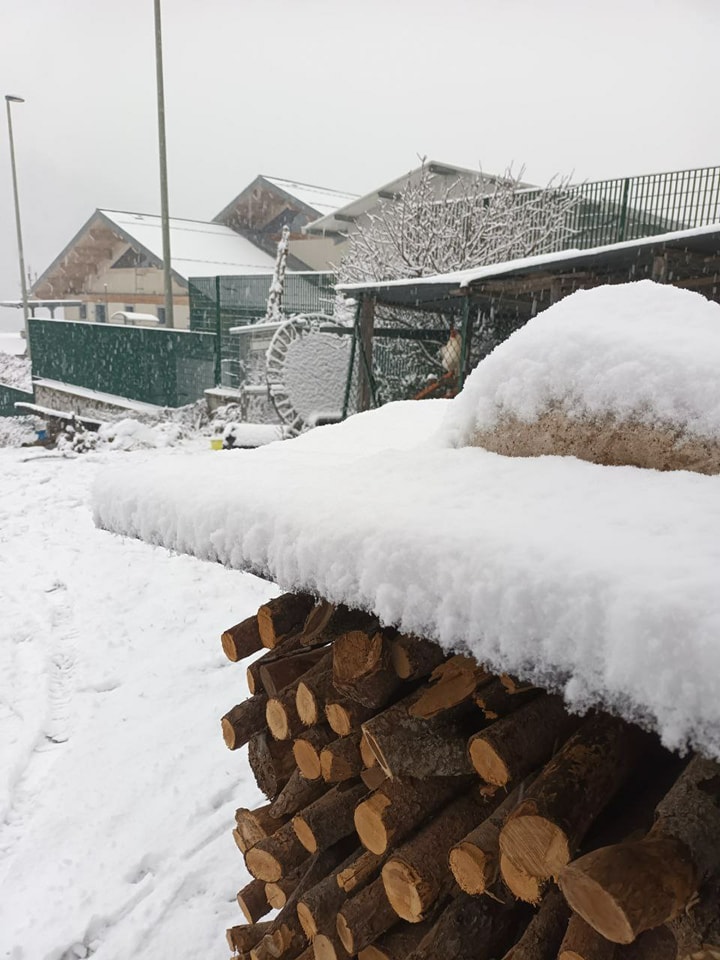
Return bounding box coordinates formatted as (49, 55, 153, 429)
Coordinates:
(98, 210, 277, 280)
(93, 281, 720, 760)
(262, 177, 358, 217)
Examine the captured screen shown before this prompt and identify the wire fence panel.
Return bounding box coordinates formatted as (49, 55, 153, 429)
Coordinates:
(0, 382, 33, 417)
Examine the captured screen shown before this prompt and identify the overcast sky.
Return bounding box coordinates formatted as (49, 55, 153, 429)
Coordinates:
(1, 0, 718, 330)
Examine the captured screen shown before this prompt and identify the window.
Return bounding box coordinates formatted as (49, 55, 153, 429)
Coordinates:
(111, 247, 154, 269)
(157, 306, 166, 325)
(124, 305, 135, 313)
(79, 303, 87, 320)
(96, 303, 106, 323)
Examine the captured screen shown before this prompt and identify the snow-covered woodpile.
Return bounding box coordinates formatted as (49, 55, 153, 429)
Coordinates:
(220, 594, 720, 960)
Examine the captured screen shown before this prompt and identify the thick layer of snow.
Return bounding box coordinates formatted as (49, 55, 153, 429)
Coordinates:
(93, 396, 720, 760)
(0, 332, 27, 357)
(0, 347, 31, 391)
(447, 281, 720, 443)
(0, 443, 277, 959)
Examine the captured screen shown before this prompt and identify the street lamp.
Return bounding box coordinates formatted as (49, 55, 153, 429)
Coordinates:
(153, 0, 174, 329)
(5, 94, 30, 355)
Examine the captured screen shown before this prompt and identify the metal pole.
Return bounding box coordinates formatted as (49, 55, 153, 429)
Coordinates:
(5, 95, 30, 356)
(153, 0, 174, 328)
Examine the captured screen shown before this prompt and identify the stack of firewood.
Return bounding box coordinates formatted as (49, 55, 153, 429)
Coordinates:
(220, 592, 720, 960)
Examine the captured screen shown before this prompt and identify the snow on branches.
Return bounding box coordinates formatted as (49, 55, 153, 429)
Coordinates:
(336, 160, 579, 283)
(264, 224, 291, 323)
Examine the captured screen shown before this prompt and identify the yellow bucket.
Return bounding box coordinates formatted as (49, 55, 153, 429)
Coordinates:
(210, 437, 223, 451)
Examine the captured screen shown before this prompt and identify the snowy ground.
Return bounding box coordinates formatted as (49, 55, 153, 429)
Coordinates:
(0, 441, 277, 960)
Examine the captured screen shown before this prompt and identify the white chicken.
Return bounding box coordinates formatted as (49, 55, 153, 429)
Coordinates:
(439, 328, 461, 376)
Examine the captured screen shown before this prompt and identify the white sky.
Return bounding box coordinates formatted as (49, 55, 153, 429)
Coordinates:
(1, 0, 719, 330)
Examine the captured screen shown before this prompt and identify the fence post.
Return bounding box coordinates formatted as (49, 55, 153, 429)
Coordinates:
(214, 275, 222, 387)
(617, 178, 630, 242)
(341, 299, 361, 420)
(458, 296, 471, 391)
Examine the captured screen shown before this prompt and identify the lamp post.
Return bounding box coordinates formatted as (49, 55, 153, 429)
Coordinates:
(153, 0, 174, 328)
(5, 94, 30, 355)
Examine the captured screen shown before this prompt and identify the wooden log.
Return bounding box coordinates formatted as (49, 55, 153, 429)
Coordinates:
(361, 766, 389, 791)
(263, 840, 356, 959)
(500, 674, 537, 695)
(222, 615, 263, 662)
(336, 848, 385, 894)
(320, 731, 364, 783)
(259, 648, 327, 698)
(248, 731, 297, 800)
(406, 891, 530, 960)
(237, 878, 272, 923)
(265, 872, 302, 910)
(559, 756, 720, 943)
(499, 852, 547, 905)
(301, 602, 379, 647)
(227, 922, 272, 953)
(235, 804, 286, 850)
(361, 691, 475, 779)
(293, 726, 337, 781)
(616, 928, 677, 960)
(326, 697, 377, 737)
(499, 714, 652, 881)
(389, 633, 446, 682)
(336, 876, 399, 954)
(257, 593, 316, 649)
(449, 778, 531, 894)
(409, 655, 492, 719)
(267, 687, 307, 742)
(333, 627, 403, 709)
(296, 658, 335, 726)
(668, 874, 720, 958)
(381, 788, 505, 922)
(500, 886, 571, 960)
(245, 820, 310, 882)
(474, 677, 540, 720)
(222, 694, 269, 751)
(358, 920, 436, 960)
(559, 914, 616, 960)
(312, 931, 350, 960)
(293, 780, 367, 853)
(468, 694, 582, 787)
(268, 769, 327, 820)
(297, 846, 372, 940)
(360, 731, 379, 768)
(354, 776, 468, 855)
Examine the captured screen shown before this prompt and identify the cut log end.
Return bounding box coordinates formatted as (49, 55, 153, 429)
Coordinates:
(244, 847, 284, 883)
(266, 699, 292, 741)
(295, 681, 320, 726)
(295, 900, 316, 940)
(293, 738, 323, 781)
(336, 912, 355, 954)
(292, 815, 318, 854)
(313, 933, 343, 960)
(354, 791, 393, 856)
(381, 858, 430, 923)
(448, 841, 494, 895)
(468, 737, 511, 787)
(499, 852, 546, 905)
(500, 812, 571, 879)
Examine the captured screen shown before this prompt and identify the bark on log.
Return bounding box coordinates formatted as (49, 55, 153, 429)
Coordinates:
(248, 732, 296, 800)
(500, 886, 571, 960)
(297, 846, 372, 939)
(293, 726, 337, 781)
(257, 593, 316, 649)
(265, 872, 302, 910)
(406, 891, 531, 960)
(381, 788, 505, 922)
(259, 648, 327, 698)
(336, 848, 386, 894)
(669, 874, 720, 959)
(616, 928, 677, 960)
(293, 780, 367, 853)
(500, 852, 547, 904)
(222, 694, 269, 751)
(500, 674, 537, 695)
(227, 922, 273, 953)
(332, 628, 403, 709)
(409, 655, 492, 719)
(245, 820, 310, 882)
(361, 766, 389, 791)
(268, 769, 327, 820)
(296, 659, 335, 726)
(474, 677, 540, 720)
(237, 878, 272, 923)
(354, 776, 468, 855)
(360, 732, 379, 768)
(558, 756, 720, 943)
(389, 634, 447, 682)
(499, 714, 652, 881)
(301, 602, 378, 647)
(222, 615, 263, 662)
(449, 778, 531, 894)
(325, 696, 377, 737)
(558, 914, 616, 960)
(235, 804, 286, 850)
(361, 691, 476, 779)
(336, 876, 399, 954)
(468, 694, 581, 787)
(358, 919, 436, 960)
(320, 731, 364, 783)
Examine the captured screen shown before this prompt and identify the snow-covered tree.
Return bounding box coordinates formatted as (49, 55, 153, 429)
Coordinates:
(264, 224, 291, 322)
(336, 160, 578, 283)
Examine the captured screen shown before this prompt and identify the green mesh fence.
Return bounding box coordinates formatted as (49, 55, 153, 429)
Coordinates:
(0, 382, 33, 417)
(188, 273, 335, 390)
(29, 318, 217, 408)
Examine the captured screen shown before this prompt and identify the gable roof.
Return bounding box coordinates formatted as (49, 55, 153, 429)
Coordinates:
(32, 209, 277, 297)
(304, 160, 534, 236)
(212, 174, 358, 228)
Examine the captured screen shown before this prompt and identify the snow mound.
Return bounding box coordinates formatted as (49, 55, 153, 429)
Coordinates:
(0, 348, 31, 391)
(445, 281, 720, 472)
